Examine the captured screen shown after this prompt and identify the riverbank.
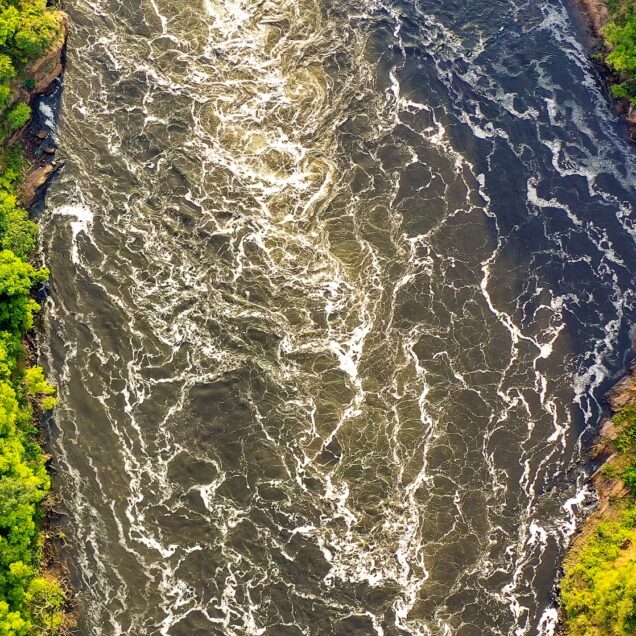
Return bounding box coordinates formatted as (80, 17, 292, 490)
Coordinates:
(575, 0, 636, 138)
(556, 2, 636, 633)
(0, 2, 71, 633)
(559, 362, 636, 634)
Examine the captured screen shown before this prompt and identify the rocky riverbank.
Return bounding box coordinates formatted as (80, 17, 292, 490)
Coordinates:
(555, 4, 636, 633)
(24, 8, 74, 625)
(575, 0, 636, 139)
(0, 2, 74, 632)
(559, 361, 636, 634)
(14, 13, 68, 208)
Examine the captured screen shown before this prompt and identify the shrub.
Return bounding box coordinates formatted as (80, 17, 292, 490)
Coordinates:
(0, 191, 37, 260)
(12, 1, 61, 62)
(23, 367, 55, 410)
(0, 86, 10, 111)
(624, 463, 636, 495)
(0, 1, 61, 64)
(6, 103, 30, 131)
(603, 2, 636, 102)
(0, 56, 14, 84)
(24, 577, 65, 634)
(1, 210, 37, 260)
(605, 16, 636, 76)
(561, 507, 636, 635)
(611, 82, 630, 98)
(0, 6, 21, 51)
(562, 395, 636, 634)
(614, 405, 636, 452)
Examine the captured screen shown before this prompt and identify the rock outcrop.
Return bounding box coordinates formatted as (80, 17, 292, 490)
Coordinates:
(14, 13, 68, 206)
(578, 0, 609, 35)
(562, 363, 636, 607)
(28, 14, 68, 95)
(21, 161, 63, 207)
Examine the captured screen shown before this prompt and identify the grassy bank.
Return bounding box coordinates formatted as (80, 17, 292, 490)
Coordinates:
(0, 1, 68, 634)
(560, 381, 636, 634)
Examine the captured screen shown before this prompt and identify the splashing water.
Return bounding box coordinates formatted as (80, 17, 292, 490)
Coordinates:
(39, 0, 636, 634)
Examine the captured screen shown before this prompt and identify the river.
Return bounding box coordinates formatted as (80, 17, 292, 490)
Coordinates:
(37, 0, 636, 634)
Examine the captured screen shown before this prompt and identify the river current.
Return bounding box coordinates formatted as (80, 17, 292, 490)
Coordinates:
(37, 0, 636, 634)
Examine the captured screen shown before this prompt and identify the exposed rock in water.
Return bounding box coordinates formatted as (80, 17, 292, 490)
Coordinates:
(21, 161, 64, 208)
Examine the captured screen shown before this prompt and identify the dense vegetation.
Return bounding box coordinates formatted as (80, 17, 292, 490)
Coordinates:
(0, 1, 66, 634)
(560, 404, 636, 635)
(604, 0, 636, 102)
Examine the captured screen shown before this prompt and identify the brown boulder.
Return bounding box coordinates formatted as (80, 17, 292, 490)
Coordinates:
(599, 417, 620, 440)
(608, 369, 636, 411)
(20, 164, 55, 207)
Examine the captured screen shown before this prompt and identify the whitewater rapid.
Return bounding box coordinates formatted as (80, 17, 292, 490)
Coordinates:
(38, 0, 636, 634)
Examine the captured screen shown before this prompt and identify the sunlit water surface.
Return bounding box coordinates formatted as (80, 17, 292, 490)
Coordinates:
(38, 0, 636, 634)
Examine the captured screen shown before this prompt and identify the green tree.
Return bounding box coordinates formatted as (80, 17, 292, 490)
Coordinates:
(0, 56, 14, 84)
(5, 104, 29, 131)
(605, 16, 636, 76)
(0, 1, 68, 631)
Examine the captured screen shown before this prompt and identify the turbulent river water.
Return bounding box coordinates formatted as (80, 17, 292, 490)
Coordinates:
(36, 0, 636, 634)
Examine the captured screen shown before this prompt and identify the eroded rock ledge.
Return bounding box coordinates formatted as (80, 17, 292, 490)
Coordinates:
(559, 362, 636, 633)
(587, 370, 634, 511)
(15, 13, 68, 207)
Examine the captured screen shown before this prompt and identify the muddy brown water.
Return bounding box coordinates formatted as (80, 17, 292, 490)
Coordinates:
(37, 0, 636, 634)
